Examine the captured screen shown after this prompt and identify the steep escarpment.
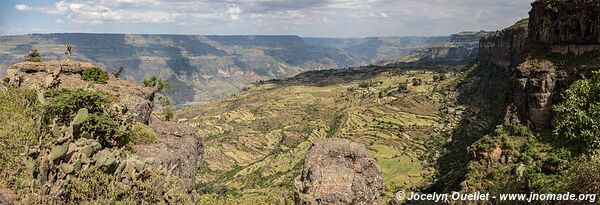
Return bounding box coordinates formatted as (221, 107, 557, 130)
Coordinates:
(0, 34, 454, 105)
(479, 19, 529, 69)
(382, 31, 491, 64)
(449, 0, 600, 198)
(529, 0, 600, 55)
(428, 31, 491, 61)
(479, 0, 600, 130)
(0, 61, 203, 203)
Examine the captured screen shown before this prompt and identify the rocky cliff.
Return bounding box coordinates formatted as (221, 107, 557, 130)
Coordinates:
(529, 0, 600, 55)
(479, 0, 600, 130)
(428, 31, 491, 60)
(479, 19, 529, 69)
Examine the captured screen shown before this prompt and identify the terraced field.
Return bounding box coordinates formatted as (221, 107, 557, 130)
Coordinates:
(177, 65, 464, 203)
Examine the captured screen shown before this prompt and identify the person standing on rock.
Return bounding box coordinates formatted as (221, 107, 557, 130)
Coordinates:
(66, 42, 73, 62)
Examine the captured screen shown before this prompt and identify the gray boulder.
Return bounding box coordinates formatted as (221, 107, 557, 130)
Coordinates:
(296, 138, 384, 205)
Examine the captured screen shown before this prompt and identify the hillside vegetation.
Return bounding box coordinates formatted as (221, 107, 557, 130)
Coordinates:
(177, 62, 468, 203)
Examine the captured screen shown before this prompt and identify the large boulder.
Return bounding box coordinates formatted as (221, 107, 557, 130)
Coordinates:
(135, 116, 204, 191)
(296, 138, 384, 205)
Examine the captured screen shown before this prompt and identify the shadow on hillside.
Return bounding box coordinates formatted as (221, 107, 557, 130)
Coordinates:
(426, 62, 512, 192)
(263, 61, 470, 87)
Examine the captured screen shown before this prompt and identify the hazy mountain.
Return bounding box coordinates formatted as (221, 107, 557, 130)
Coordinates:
(304, 36, 449, 63)
(0, 34, 449, 105)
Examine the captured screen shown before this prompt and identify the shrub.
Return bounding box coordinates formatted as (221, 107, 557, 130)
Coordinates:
(433, 74, 447, 82)
(74, 112, 129, 148)
(143, 76, 158, 87)
(131, 122, 157, 144)
(399, 83, 409, 93)
(24, 49, 42, 62)
(163, 107, 175, 121)
(553, 71, 600, 155)
(157, 79, 173, 94)
(358, 80, 379, 88)
(412, 78, 422, 86)
(566, 158, 600, 195)
(112, 66, 125, 78)
(44, 89, 110, 124)
(143, 76, 174, 121)
(62, 168, 195, 203)
(82, 67, 109, 84)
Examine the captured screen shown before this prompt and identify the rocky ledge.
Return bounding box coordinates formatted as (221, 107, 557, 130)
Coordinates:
(5, 61, 155, 124)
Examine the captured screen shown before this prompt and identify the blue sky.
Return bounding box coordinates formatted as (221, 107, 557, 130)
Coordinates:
(1, 0, 533, 37)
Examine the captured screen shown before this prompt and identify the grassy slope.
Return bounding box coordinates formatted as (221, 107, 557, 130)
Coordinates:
(177, 63, 466, 203)
(0, 87, 40, 179)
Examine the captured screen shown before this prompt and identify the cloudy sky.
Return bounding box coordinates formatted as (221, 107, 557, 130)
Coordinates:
(0, 0, 533, 37)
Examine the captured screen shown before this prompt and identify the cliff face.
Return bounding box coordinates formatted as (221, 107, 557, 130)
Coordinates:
(529, 0, 600, 55)
(429, 31, 490, 60)
(480, 0, 600, 130)
(479, 21, 529, 69)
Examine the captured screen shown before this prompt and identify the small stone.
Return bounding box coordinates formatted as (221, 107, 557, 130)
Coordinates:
(44, 75, 57, 89)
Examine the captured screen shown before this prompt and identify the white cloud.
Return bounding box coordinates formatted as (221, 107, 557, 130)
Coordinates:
(228, 5, 242, 20)
(15, 4, 33, 12)
(14, 0, 534, 37)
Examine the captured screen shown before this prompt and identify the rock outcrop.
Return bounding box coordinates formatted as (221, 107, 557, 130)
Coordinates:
(4, 61, 156, 124)
(135, 116, 204, 191)
(296, 138, 384, 205)
(1, 61, 203, 195)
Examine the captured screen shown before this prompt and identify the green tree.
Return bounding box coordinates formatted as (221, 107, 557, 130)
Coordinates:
(25, 49, 42, 62)
(144, 76, 175, 121)
(553, 71, 600, 155)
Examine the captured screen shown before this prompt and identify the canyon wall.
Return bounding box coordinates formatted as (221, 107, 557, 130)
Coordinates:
(479, 21, 529, 69)
(479, 0, 600, 130)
